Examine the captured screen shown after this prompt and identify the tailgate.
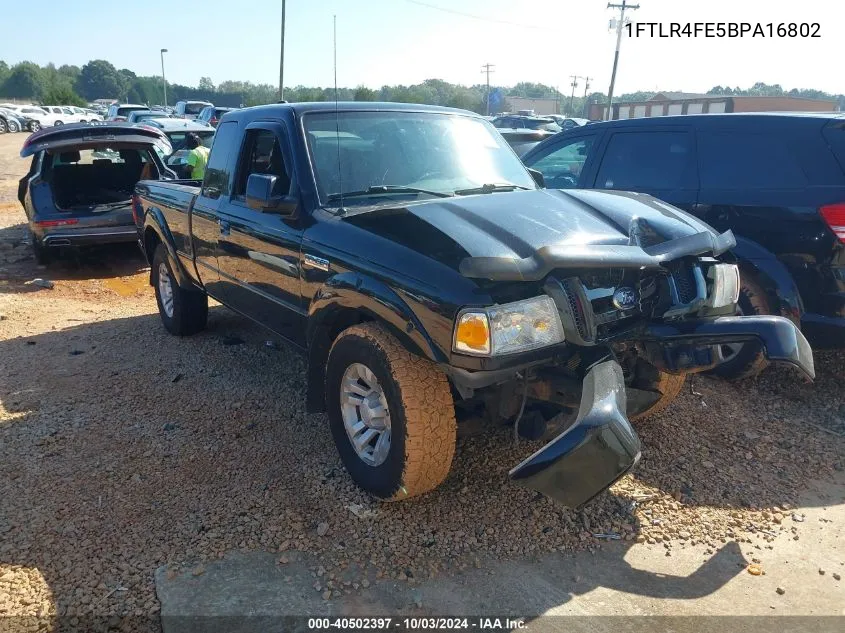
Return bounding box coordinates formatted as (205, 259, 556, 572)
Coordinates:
(21, 123, 172, 158)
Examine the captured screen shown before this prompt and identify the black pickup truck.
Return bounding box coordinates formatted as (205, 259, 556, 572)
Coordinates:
(135, 103, 814, 508)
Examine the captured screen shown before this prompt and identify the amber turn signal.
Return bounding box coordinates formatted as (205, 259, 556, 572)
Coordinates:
(454, 312, 491, 355)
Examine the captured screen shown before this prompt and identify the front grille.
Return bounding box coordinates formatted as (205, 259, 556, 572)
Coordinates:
(562, 279, 589, 340)
(668, 262, 696, 304)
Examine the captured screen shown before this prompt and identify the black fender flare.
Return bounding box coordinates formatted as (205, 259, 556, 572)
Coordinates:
(304, 272, 447, 412)
(731, 235, 804, 325)
(142, 210, 192, 289)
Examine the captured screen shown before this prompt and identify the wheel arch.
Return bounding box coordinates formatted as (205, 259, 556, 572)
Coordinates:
(732, 235, 804, 325)
(142, 215, 191, 289)
(304, 272, 446, 413)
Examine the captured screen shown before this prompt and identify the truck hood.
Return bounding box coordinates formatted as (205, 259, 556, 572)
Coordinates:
(344, 189, 735, 281)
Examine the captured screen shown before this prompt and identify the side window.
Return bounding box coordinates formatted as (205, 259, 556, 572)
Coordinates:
(698, 132, 808, 189)
(202, 121, 239, 198)
(596, 131, 693, 190)
(527, 136, 595, 189)
(234, 129, 292, 198)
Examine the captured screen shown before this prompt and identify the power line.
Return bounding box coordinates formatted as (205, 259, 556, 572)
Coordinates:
(606, 0, 640, 120)
(404, 0, 551, 30)
(481, 64, 495, 116)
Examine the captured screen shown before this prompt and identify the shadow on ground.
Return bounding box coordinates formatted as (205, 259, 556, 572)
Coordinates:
(1, 305, 843, 628)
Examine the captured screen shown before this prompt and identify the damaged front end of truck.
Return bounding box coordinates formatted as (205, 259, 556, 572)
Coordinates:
(453, 212, 815, 509)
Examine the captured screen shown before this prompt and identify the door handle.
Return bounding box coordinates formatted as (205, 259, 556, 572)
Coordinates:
(219, 220, 230, 236)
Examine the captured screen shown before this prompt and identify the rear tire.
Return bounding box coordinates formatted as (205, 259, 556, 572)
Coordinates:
(710, 275, 770, 381)
(325, 323, 457, 501)
(31, 235, 51, 265)
(53, 121, 63, 126)
(29, 121, 41, 132)
(0, 119, 7, 134)
(7, 119, 20, 133)
(152, 245, 207, 336)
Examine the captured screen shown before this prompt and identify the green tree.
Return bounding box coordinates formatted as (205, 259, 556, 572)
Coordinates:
(58, 64, 81, 83)
(198, 76, 215, 91)
(41, 84, 86, 107)
(3, 62, 45, 99)
(353, 85, 376, 101)
(76, 60, 128, 100)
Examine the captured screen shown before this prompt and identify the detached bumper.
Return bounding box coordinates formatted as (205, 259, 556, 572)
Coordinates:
(508, 314, 814, 509)
(642, 315, 814, 379)
(509, 359, 640, 509)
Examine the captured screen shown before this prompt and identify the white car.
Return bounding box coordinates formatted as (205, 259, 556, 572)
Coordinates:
(39, 106, 101, 125)
(0, 104, 53, 131)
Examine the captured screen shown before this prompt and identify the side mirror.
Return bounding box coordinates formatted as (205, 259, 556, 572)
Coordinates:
(245, 173, 297, 215)
(528, 168, 545, 188)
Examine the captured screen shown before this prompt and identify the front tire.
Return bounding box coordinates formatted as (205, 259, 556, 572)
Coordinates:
(53, 120, 63, 126)
(326, 323, 457, 501)
(0, 119, 7, 134)
(152, 245, 207, 336)
(7, 119, 20, 133)
(29, 121, 41, 132)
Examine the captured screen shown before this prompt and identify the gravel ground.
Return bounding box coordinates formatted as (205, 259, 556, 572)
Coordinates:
(0, 131, 844, 626)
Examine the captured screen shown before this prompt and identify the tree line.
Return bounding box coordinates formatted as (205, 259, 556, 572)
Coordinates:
(1, 59, 842, 115)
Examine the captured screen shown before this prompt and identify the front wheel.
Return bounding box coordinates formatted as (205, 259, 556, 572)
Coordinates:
(53, 120, 63, 126)
(624, 356, 687, 422)
(29, 121, 41, 132)
(7, 119, 20, 133)
(0, 119, 7, 134)
(152, 245, 208, 336)
(326, 323, 457, 501)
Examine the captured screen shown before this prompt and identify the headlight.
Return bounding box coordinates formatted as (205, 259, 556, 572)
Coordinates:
(454, 295, 565, 356)
(706, 263, 740, 308)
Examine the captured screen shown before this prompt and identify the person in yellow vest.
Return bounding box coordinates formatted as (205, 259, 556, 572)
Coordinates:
(185, 133, 210, 180)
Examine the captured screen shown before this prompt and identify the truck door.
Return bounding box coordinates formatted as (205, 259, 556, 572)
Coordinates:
(214, 122, 306, 346)
(190, 121, 240, 297)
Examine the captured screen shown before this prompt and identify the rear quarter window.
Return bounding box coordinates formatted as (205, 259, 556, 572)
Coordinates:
(697, 131, 838, 189)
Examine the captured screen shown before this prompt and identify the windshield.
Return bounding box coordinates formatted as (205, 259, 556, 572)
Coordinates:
(184, 102, 209, 115)
(304, 111, 535, 206)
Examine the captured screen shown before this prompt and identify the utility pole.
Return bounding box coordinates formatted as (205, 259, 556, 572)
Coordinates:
(606, 0, 639, 120)
(568, 75, 578, 117)
(279, 0, 286, 101)
(481, 63, 495, 116)
(160, 49, 168, 108)
(581, 76, 592, 118)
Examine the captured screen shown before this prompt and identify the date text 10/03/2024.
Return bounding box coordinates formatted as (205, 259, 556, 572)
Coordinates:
(307, 618, 526, 630)
(627, 22, 821, 38)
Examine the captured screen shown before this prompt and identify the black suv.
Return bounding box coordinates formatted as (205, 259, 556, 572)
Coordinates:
(523, 113, 845, 378)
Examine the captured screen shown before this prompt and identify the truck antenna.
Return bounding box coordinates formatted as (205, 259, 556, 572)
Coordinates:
(333, 14, 344, 214)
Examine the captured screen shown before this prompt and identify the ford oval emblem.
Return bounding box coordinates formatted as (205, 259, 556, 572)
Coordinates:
(612, 287, 638, 310)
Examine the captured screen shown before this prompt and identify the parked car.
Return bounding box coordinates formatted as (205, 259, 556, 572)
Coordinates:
(492, 114, 562, 133)
(174, 100, 213, 121)
(522, 113, 845, 379)
(196, 105, 238, 128)
(0, 108, 30, 133)
(18, 122, 174, 264)
(1, 105, 53, 131)
(141, 118, 215, 177)
(126, 110, 174, 124)
(135, 102, 812, 508)
(70, 106, 103, 122)
(498, 128, 557, 157)
(106, 103, 149, 122)
(39, 106, 84, 125)
(549, 115, 590, 130)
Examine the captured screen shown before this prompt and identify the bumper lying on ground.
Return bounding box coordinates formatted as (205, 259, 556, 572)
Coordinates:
(506, 314, 813, 507)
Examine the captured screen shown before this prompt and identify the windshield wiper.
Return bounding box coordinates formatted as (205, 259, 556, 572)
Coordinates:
(454, 183, 531, 196)
(325, 185, 452, 203)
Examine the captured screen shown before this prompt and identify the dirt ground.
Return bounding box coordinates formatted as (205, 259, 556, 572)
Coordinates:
(0, 130, 844, 630)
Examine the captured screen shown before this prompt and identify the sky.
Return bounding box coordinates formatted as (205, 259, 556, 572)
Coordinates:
(1, 0, 842, 95)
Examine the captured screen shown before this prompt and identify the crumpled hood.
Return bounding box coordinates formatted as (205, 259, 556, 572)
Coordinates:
(344, 189, 733, 281)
